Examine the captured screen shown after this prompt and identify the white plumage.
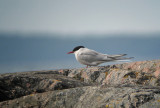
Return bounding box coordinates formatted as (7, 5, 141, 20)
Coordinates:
(67, 46, 133, 67)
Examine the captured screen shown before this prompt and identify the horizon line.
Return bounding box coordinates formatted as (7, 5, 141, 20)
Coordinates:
(0, 31, 160, 38)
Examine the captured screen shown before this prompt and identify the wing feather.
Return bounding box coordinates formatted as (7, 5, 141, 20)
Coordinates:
(79, 48, 106, 62)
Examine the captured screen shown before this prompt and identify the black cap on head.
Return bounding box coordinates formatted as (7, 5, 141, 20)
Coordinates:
(73, 46, 85, 52)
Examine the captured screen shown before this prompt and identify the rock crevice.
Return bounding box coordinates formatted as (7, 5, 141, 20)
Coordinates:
(1, 60, 160, 108)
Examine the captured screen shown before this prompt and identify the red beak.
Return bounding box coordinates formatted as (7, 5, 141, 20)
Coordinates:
(67, 51, 74, 54)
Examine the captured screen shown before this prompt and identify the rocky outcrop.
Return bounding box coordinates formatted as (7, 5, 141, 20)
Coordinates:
(0, 60, 160, 108)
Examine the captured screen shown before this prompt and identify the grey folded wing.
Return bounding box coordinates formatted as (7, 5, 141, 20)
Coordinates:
(79, 49, 107, 62)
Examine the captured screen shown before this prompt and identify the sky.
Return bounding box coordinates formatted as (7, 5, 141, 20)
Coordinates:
(0, 0, 160, 73)
(0, 0, 160, 35)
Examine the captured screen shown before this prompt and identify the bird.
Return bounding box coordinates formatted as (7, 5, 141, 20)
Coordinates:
(67, 46, 133, 68)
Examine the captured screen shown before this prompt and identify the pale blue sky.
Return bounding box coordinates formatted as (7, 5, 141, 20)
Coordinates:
(0, 0, 160, 35)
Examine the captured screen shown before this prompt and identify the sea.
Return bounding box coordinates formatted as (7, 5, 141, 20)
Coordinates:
(0, 32, 160, 74)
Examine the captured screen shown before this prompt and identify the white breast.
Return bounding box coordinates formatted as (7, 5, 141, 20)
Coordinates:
(74, 48, 99, 66)
(74, 48, 87, 65)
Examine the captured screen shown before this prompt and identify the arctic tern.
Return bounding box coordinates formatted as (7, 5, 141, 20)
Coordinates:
(67, 46, 133, 68)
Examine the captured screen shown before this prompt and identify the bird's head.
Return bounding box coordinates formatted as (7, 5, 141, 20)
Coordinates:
(67, 46, 85, 54)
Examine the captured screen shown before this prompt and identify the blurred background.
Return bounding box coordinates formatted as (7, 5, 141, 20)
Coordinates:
(0, 0, 160, 73)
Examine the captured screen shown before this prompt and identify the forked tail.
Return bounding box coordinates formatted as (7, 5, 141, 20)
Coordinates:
(107, 54, 134, 61)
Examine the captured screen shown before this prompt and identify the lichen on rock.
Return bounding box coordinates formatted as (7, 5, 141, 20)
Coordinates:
(1, 60, 160, 108)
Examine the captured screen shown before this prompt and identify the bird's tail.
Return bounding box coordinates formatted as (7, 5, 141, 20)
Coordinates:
(107, 54, 127, 58)
(114, 57, 134, 62)
(107, 54, 134, 62)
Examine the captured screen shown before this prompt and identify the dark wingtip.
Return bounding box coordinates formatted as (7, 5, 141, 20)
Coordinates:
(122, 54, 127, 56)
(128, 57, 134, 59)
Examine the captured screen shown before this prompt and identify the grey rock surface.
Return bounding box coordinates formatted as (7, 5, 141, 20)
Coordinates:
(0, 60, 160, 108)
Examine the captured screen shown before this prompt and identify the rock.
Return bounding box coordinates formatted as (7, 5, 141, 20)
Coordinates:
(0, 72, 89, 102)
(0, 59, 160, 108)
(68, 66, 107, 84)
(1, 86, 160, 108)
